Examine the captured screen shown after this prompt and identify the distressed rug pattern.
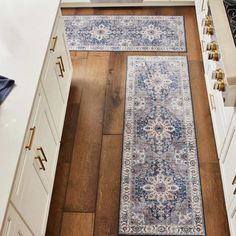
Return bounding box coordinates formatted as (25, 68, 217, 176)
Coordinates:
(119, 56, 205, 235)
(63, 16, 186, 51)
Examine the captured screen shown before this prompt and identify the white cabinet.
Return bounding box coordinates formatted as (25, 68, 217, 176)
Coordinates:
(1, 9, 72, 236)
(228, 197, 236, 236)
(1, 204, 33, 236)
(33, 93, 60, 190)
(221, 115, 236, 210)
(207, 90, 227, 154)
(42, 18, 72, 139)
(195, 0, 234, 156)
(11, 85, 59, 236)
(195, 0, 236, 234)
(55, 19, 73, 102)
(195, 0, 208, 24)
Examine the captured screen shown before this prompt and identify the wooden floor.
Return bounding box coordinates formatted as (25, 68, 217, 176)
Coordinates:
(46, 7, 230, 236)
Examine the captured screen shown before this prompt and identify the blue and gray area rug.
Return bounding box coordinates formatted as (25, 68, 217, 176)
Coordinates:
(119, 56, 205, 236)
(63, 16, 186, 51)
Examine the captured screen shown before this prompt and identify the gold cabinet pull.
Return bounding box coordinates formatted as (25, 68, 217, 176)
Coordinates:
(57, 56, 65, 72)
(56, 61, 64, 78)
(232, 175, 236, 185)
(206, 41, 217, 51)
(37, 147, 47, 162)
(25, 127, 36, 150)
(50, 36, 58, 52)
(203, 25, 214, 35)
(35, 156, 45, 171)
(214, 80, 225, 92)
(212, 69, 224, 81)
(209, 94, 216, 110)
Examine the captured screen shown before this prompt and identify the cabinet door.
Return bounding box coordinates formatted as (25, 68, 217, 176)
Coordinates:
(55, 18, 73, 103)
(2, 204, 33, 236)
(33, 87, 60, 190)
(221, 115, 236, 209)
(43, 52, 66, 138)
(11, 88, 43, 208)
(11, 90, 58, 236)
(42, 17, 72, 139)
(207, 89, 226, 155)
(228, 198, 236, 236)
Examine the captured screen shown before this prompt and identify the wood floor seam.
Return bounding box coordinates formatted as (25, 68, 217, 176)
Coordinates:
(93, 85, 108, 236)
(63, 210, 96, 213)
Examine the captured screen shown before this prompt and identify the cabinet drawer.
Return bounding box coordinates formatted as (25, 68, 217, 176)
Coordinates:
(11, 87, 43, 207)
(208, 90, 226, 155)
(43, 53, 67, 138)
(221, 115, 236, 209)
(55, 18, 73, 102)
(2, 204, 33, 236)
(11, 86, 59, 236)
(32, 88, 60, 190)
(42, 17, 72, 138)
(228, 198, 236, 236)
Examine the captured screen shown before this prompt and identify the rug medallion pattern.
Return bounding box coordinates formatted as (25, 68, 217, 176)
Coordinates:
(119, 56, 205, 235)
(63, 16, 186, 51)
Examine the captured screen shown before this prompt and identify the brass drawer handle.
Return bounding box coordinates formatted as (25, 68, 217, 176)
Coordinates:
(57, 56, 65, 72)
(202, 16, 211, 26)
(56, 61, 64, 78)
(35, 156, 45, 171)
(212, 69, 224, 81)
(208, 50, 220, 61)
(214, 80, 225, 92)
(209, 94, 216, 110)
(37, 147, 47, 162)
(50, 36, 58, 52)
(206, 41, 217, 51)
(203, 25, 214, 35)
(25, 127, 36, 150)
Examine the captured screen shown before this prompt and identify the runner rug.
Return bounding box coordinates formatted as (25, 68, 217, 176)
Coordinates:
(63, 16, 186, 51)
(119, 56, 205, 236)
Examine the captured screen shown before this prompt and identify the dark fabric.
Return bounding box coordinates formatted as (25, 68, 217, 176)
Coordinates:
(0, 75, 15, 103)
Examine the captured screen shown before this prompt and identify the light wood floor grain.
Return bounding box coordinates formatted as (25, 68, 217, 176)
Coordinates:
(46, 7, 230, 236)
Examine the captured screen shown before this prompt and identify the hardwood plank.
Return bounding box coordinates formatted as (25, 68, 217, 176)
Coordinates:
(46, 163, 70, 236)
(60, 213, 95, 236)
(62, 8, 95, 16)
(64, 53, 110, 212)
(94, 135, 122, 236)
(70, 51, 88, 60)
(62, 8, 77, 16)
(46, 87, 82, 235)
(93, 7, 135, 15)
(132, 7, 157, 15)
(200, 163, 230, 236)
(59, 103, 81, 164)
(71, 58, 88, 87)
(103, 52, 125, 135)
(155, 6, 175, 15)
(189, 61, 219, 163)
